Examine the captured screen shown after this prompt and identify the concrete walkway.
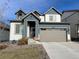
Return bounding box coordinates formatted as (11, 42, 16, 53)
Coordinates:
(42, 42, 79, 59)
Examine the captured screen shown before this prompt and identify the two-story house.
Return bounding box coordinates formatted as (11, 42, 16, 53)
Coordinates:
(10, 7, 71, 42)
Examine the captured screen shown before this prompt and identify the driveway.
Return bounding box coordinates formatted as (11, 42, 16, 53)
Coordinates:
(42, 42, 79, 59)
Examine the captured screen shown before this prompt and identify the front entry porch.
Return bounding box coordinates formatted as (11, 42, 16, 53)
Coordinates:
(27, 21, 36, 38)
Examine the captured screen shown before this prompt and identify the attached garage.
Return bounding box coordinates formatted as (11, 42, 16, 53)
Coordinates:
(40, 29, 67, 42)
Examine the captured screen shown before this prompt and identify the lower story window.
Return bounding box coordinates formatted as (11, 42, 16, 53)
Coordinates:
(15, 24, 20, 34)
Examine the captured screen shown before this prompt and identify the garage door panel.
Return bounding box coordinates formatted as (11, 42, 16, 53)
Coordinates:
(40, 29, 66, 42)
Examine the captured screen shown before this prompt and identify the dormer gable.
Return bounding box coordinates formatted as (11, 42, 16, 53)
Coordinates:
(15, 10, 26, 20)
(44, 7, 61, 22)
(44, 7, 61, 15)
(22, 12, 41, 22)
(33, 11, 41, 16)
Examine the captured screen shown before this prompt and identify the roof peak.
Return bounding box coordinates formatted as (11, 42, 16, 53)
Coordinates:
(22, 12, 41, 21)
(44, 7, 62, 15)
(15, 9, 26, 15)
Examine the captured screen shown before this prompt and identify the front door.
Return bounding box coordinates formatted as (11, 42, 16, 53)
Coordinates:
(28, 21, 35, 38)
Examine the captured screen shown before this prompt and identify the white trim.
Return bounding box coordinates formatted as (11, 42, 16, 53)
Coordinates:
(10, 23, 22, 41)
(67, 33, 71, 41)
(27, 26, 30, 38)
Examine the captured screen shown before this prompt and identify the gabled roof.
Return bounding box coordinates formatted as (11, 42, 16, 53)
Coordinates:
(33, 11, 41, 16)
(62, 12, 77, 20)
(44, 7, 62, 15)
(62, 10, 79, 13)
(22, 12, 41, 21)
(10, 20, 22, 23)
(62, 10, 79, 20)
(15, 10, 26, 15)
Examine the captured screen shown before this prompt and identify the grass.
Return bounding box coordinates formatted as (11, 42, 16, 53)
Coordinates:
(0, 44, 49, 59)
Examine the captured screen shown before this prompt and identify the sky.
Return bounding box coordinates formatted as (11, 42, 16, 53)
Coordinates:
(0, 0, 79, 24)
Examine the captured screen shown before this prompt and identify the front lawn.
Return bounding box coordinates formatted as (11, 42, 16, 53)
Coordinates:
(0, 44, 49, 59)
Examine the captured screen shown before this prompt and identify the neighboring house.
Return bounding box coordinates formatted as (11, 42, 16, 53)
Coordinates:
(62, 10, 79, 41)
(10, 7, 71, 42)
(0, 22, 9, 42)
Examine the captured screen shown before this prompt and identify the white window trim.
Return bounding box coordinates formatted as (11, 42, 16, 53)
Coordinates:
(49, 15, 53, 21)
(15, 24, 21, 34)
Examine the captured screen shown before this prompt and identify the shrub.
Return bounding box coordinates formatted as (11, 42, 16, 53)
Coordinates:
(12, 40, 17, 44)
(0, 44, 8, 50)
(18, 37, 28, 45)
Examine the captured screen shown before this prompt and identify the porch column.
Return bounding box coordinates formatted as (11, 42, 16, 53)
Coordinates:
(35, 21, 39, 38)
(27, 26, 30, 38)
(23, 20, 27, 37)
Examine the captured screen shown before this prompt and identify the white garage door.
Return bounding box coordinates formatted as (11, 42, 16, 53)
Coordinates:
(40, 29, 67, 42)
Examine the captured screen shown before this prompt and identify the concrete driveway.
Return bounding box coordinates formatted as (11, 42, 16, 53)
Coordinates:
(42, 42, 79, 59)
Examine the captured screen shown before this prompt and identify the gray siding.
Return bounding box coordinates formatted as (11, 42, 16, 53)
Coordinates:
(62, 12, 75, 20)
(45, 8, 60, 15)
(0, 29, 9, 42)
(23, 14, 39, 37)
(62, 12, 79, 38)
(39, 24, 70, 31)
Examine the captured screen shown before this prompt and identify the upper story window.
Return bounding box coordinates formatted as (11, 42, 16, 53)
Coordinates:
(18, 13, 22, 19)
(49, 16, 53, 21)
(15, 24, 21, 34)
(18, 13, 22, 16)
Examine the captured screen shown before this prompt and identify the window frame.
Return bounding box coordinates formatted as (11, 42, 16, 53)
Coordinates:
(49, 15, 53, 21)
(15, 24, 21, 34)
